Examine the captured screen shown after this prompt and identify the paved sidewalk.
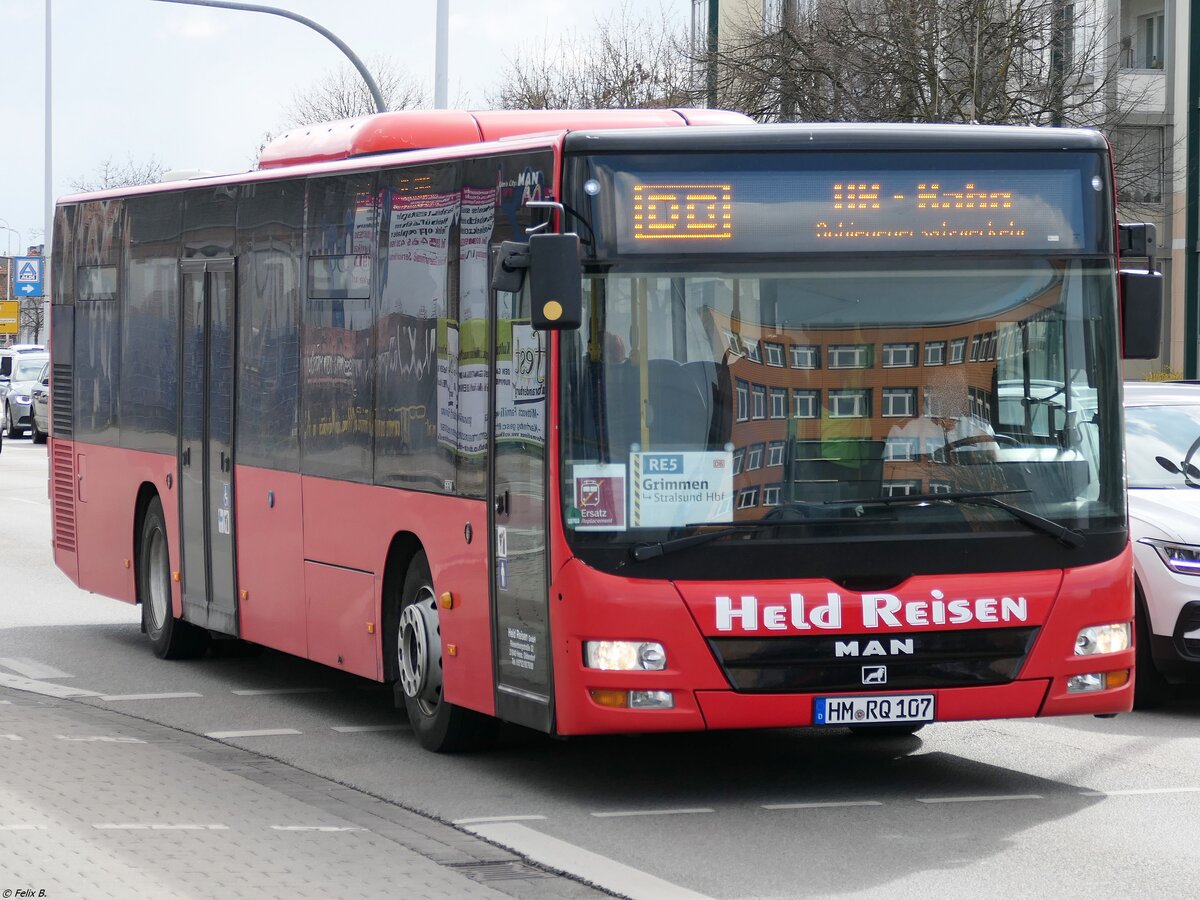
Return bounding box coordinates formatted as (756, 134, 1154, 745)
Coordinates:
(0, 685, 612, 899)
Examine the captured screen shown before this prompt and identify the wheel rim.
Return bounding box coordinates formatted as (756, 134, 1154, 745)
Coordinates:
(146, 525, 170, 632)
(397, 585, 443, 716)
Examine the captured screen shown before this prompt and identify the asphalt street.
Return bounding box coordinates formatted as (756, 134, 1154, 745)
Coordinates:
(3, 436, 1200, 899)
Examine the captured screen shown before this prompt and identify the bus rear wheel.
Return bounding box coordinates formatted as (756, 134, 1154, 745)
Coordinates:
(395, 551, 496, 752)
(138, 496, 209, 660)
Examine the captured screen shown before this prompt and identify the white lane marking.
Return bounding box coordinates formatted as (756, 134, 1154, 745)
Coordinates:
(591, 808, 714, 818)
(56, 735, 145, 744)
(0, 657, 74, 679)
(330, 724, 406, 733)
(100, 692, 204, 701)
(231, 688, 333, 696)
(453, 815, 548, 825)
(0, 672, 100, 699)
(763, 800, 884, 810)
(7, 498, 42, 507)
(917, 794, 1043, 804)
(463, 822, 715, 900)
(93, 830, 229, 835)
(1080, 787, 1200, 797)
(270, 825, 368, 832)
(1, 734, 23, 742)
(0, 825, 47, 831)
(205, 728, 302, 739)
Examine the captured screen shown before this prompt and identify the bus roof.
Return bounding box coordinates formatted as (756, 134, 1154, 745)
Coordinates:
(562, 122, 1109, 154)
(257, 108, 756, 169)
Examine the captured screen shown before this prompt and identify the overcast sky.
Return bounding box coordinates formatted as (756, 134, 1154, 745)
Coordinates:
(0, 0, 685, 255)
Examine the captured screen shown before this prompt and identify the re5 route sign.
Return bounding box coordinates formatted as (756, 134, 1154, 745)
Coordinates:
(13, 256, 44, 298)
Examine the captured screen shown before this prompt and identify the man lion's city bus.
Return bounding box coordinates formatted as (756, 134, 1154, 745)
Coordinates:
(49, 110, 1161, 751)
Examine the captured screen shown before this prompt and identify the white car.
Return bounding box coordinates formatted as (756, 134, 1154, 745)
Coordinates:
(1125, 381, 1200, 707)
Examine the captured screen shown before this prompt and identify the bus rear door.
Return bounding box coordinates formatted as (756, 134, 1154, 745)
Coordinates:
(178, 258, 238, 635)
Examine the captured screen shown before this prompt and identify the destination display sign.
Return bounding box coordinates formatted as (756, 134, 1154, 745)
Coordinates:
(583, 153, 1094, 255)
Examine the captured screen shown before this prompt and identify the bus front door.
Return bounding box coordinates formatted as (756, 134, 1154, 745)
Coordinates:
(178, 258, 238, 635)
(489, 307, 553, 733)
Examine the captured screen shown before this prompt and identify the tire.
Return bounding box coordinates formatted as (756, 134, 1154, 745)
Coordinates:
(5, 403, 22, 438)
(849, 723, 926, 737)
(138, 496, 209, 660)
(394, 551, 497, 752)
(1133, 583, 1170, 709)
(30, 412, 46, 444)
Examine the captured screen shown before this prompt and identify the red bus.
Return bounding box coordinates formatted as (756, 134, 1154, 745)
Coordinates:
(49, 110, 1160, 751)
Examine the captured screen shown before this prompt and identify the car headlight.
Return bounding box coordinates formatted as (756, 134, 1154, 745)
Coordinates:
(12, 394, 29, 405)
(1140, 539, 1200, 575)
(583, 640, 666, 671)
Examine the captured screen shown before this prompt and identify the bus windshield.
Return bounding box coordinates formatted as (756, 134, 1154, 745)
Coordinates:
(560, 257, 1123, 573)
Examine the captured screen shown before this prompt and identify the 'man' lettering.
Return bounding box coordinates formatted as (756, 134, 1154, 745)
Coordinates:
(835, 639, 914, 657)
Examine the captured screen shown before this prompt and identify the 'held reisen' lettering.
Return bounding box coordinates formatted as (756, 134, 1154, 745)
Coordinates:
(714, 591, 1028, 632)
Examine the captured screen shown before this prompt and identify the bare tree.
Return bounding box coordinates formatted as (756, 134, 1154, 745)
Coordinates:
(696, 0, 1123, 127)
(19, 296, 45, 344)
(280, 56, 426, 127)
(69, 156, 168, 192)
(489, 3, 691, 109)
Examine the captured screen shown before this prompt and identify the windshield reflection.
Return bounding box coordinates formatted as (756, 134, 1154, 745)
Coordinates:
(561, 259, 1122, 545)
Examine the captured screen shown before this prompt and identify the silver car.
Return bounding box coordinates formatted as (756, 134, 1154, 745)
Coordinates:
(1, 352, 49, 438)
(29, 361, 50, 444)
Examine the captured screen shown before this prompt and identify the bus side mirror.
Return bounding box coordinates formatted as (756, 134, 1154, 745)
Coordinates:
(1119, 268, 1163, 360)
(529, 233, 582, 331)
(492, 241, 530, 294)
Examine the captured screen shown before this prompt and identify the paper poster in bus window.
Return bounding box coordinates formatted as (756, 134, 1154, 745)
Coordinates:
(631, 451, 733, 527)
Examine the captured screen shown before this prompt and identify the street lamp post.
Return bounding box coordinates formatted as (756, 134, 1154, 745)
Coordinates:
(150, 0, 386, 113)
(0, 219, 20, 257)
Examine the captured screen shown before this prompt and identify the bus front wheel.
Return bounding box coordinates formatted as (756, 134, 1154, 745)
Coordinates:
(395, 551, 496, 752)
(138, 496, 209, 660)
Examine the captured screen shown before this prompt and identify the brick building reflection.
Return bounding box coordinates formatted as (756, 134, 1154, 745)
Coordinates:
(707, 280, 1063, 513)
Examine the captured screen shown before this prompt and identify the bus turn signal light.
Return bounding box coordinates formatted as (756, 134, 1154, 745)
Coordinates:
(590, 689, 628, 708)
(1105, 669, 1130, 690)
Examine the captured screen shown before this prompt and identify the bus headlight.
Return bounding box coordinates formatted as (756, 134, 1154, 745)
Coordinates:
(1141, 539, 1200, 575)
(584, 641, 666, 670)
(1074, 623, 1130, 656)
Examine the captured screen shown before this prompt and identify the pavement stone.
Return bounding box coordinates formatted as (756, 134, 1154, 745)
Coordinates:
(0, 685, 614, 899)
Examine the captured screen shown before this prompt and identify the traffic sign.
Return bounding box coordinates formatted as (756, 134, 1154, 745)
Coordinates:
(13, 256, 43, 298)
(0, 300, 18, 335)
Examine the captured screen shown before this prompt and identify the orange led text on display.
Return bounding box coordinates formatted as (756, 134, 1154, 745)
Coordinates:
(819, 179, 1026, 243)
(632, 183, 734, 240)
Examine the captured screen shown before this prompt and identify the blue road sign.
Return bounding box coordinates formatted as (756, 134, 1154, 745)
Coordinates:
(13, 257, 43, 298)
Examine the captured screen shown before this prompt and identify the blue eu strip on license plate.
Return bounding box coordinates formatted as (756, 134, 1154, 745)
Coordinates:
(813, 694, 935, 726)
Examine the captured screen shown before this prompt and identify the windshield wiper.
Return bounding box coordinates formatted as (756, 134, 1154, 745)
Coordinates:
(630, 489, 1085, 561)
(823, 489, 1086, 548)
(630, 513, 823, 561)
